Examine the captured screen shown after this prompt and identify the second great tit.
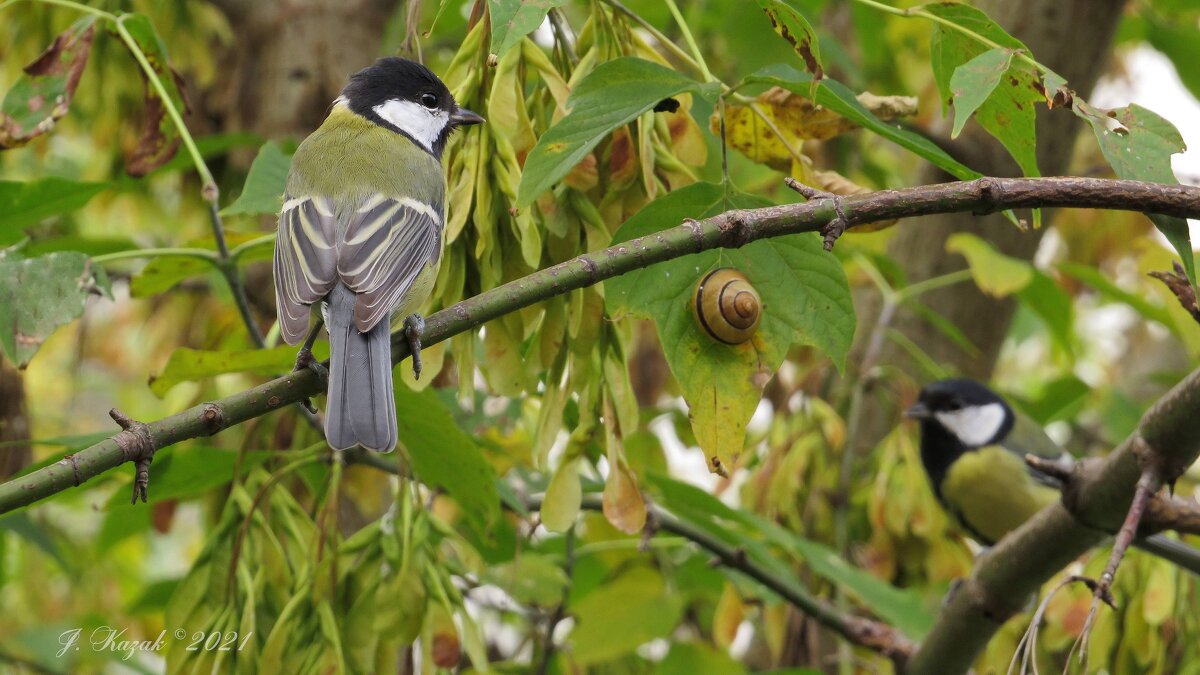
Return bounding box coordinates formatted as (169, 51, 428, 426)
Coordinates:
(906, 378, 1200, 575)
(273, 57, 483, 452)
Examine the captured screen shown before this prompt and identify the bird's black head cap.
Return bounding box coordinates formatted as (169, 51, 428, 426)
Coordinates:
(341, 57, 482, 157)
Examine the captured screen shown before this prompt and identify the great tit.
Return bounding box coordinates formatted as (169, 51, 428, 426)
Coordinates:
(906, 378, 1200, 575)
(273, 57, 483, 452)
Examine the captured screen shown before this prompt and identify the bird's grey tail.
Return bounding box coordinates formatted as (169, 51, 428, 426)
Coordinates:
(325, 285, 397, 452)
(1135, 534, 1200, 577)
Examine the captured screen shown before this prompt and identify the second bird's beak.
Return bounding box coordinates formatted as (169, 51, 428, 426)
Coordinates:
(450, 107, 485, 127)
(903, 402, 931, 419)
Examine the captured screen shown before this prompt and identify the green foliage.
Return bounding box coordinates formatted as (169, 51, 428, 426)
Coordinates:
(517, 56, 714, 207)
(221, 141, 293, 216)
(0, 178, 108, 246)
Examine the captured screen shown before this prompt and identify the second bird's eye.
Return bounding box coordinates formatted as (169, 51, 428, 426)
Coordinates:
(420, 93, 438, 109)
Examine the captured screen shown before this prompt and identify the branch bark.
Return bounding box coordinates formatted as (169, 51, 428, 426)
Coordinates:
(906, 365, 1200, 674)
(3, 176, 1200, 517)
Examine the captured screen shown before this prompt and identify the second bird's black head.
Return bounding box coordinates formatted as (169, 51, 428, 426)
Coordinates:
(905, 378, 1016, 497)
(341, 57, 484, 158)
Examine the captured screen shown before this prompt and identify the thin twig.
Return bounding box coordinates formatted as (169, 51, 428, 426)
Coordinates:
(536, 527, 575, 675)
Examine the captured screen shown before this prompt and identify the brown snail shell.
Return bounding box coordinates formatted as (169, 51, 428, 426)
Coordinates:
(692, 268, 762, 344)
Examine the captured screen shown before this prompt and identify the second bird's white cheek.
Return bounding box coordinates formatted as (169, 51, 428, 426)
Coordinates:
(935, 402, 1006, 447)
(372, 99, 448, 153)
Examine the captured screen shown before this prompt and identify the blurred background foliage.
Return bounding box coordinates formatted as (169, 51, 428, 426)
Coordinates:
(2, 0, 1200, 673)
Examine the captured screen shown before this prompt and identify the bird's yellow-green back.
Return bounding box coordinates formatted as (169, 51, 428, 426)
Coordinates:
(287, 105, 446, 209)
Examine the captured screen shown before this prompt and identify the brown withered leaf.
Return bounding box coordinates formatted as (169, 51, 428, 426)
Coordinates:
(116, 14, 190, 176)
(0, 18, 96, 148)
(713, 86, 918, 171)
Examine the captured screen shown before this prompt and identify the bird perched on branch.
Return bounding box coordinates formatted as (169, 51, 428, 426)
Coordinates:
(273, 57, 483, 452)
(907, 378, 1200, 575)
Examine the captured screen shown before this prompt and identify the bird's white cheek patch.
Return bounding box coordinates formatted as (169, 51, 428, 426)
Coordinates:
(372, 99, 447, 153)
(936, 402, 1006, 447)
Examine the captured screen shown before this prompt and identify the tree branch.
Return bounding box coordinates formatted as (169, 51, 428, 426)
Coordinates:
(4, 177, 1200, 518)
(906, 365, 1200, 674)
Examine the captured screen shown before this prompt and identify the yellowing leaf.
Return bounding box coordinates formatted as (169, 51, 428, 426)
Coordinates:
(716, 86, 917, 171)
(946, 232, 1034, 297)
(602, 396, 646, 534)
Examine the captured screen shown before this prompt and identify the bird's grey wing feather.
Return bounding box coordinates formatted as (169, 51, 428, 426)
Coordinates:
(273, 195, 339, 344)
(337, 195, 441, 333)
(1004, 411, 1070, 489)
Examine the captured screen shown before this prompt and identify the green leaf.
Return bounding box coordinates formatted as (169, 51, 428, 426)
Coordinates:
(117, 13, 188, 175)
(757, 0, 823, 80)
(0, 513, 70, 572)
(949, 48, 1013, 138)
(569, 566, 685, 664)
(481, 554, 568, 606)
(0, 18, 96, 148)
(130, 256, 218, 297)
(1015, 375, 1090, 425)
(1016, 269, 1075, 356)
(0, 179, 108, 246)
(149, 345, 327, 397)
(221, 141, 293, 216)
(608, 183, 854, 472)
(393, 384, 500, 531)
(1071, 101, 1195, 285)
(945, 232, 1033, 297)
(0, 250, 108, 367)
(488, 0, 566, 58)
(741, 65, 980, 180)
(926, 2, 1041, 177)
(659, 643, 746, 675)
(517, 58, 704, 207)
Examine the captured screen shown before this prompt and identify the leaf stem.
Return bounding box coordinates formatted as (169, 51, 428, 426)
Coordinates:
(602, 0, 706, 79)
(662, 0, 713, 82)
(851, 0, 1050, 77)
(18, 0, 114, 19)
(91, 247, 220, 264)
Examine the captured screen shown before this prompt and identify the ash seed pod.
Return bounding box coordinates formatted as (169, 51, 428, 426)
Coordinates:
(692, 268, 762, 345)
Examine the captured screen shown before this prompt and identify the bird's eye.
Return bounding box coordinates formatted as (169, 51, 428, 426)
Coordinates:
(945, 401, 962, 411)
(420, 93, 438, 109)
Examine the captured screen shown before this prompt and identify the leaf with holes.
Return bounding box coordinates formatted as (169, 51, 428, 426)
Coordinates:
(0, 17, 96, 149)
(927, 3, 1041, 178)
(607, 183, 853, 473)
(0, 250, 110, 368)
(1073, 101, 1195, 285)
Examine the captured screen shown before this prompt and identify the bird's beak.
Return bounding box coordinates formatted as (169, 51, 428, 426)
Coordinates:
(450, 106, 485, 127)
(904, 402, 931, 419)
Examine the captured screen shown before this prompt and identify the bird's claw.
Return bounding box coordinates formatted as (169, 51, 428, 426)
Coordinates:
(404, 313, 426, 380)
